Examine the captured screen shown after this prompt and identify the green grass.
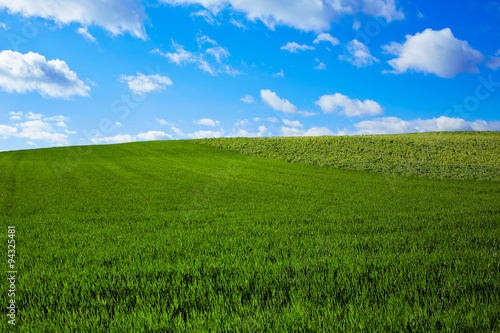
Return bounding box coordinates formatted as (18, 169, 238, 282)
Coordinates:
(196, 131, 500, 181)
(0, 136, 499, 332)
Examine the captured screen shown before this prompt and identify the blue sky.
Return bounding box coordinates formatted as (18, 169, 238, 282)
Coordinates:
(0, 0, 499, 151)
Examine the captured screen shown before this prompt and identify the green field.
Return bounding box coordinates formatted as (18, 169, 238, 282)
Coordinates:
(1, 133, 499, 332)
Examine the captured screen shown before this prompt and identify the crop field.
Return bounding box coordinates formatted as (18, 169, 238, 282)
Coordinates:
(0, 133, 499, 332)
(197, 131, 500, 181)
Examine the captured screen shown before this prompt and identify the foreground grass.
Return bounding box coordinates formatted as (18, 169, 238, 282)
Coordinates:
(0, 139, 499, 332)
(197, 131, 500, 181)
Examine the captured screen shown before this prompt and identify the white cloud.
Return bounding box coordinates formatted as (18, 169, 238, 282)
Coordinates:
(283, 119, 303, 127)
(241, 94, 255, 103)
(135, 131, 173, 140)
(281, 126, 334, 137)
(260, 89, 316, 116)
(190, 9, 217, 24)
(339, 40, 379, 67)
(115, 122, 122, 127)
(156, 118, 170, 125)
(0, 0, 146, 38)
(0, 124, 17, 137)
(281, 42, 315, 53)
(76, 27, 97, 43)
(486, 55, 500, 71)
(194, 118, 221, 126)
(316, 93, 383, 117)
(26, 112, 43, 120)
(1, 112, 77, 145)
(352, 116, 500, 135)
(0, 51, 91, 99)
(234, 119, 250, 127)
(229, 17, 246, 29)
(119, 73, 173, 95)
(253, 117, 279, 123)
(314, 59, 327, 70)
(91, 134, 135, 144)
(313, 33, 339, 46)
(9, 112, 22, 120)
(17, 120, 68, 144)
(91, 131, 172, 144)
(0, 22, 6, 30)
(187, 130, 224, 139)
(161, 0, 404, 31)
(382, 28, 484, 78)
(273, 69, 285, 78)
(206, 46, 230, 63)
(171, 127, 185, 136)
(152, 42, 198, 66)
(230, 125, 268, 137)
(153, 38, 235, 76)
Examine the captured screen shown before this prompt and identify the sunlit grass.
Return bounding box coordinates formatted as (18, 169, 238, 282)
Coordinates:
(0, 136, 499, 331)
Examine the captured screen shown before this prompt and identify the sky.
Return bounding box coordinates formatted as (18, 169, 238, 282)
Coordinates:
(0, 0, 499, 151)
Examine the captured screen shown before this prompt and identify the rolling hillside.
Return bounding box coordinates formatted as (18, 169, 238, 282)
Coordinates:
(0, 135, 499, 332)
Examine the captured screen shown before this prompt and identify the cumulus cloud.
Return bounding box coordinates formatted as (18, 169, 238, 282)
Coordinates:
(161, 0, 404, 31)
(0, 112, 71, 144)
(339, 40, 379, 67)
(194, 118, 221, 126)
(283, 119, 303, 127)
(281, 126, 334, 137)
(91, 131, 172, 144)
(0, 0, 146, 38)
(382, 28, 484, 78)
(187, 130, 224, 138)
(316, 93, 383, 117)
(0, 51, 91, 99)
(241, 94, 255, 103)
(352, 116, 500, 135)
(281, 42, 315, 53)
(261, 89, 316, 116)
(313, 33, 339, 46)
(119, 73, 173, 95)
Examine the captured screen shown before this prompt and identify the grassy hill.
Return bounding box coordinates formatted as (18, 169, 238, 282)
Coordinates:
(0, 135, 499, 331)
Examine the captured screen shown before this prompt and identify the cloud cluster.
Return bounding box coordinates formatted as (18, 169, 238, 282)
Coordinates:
(260, 89, 315, 116)
(0, 0, 146, 38)
(91, 131, 172, 144)
(0, 112, 72, 145)
(119, 73, 173, 95)
(0, 51, 91, 99)
(352, 116, 500, 135)
(316, 93, 383, 117)
(383, 28, 484, 78)
(281, 126, 335, 137)
(161, 0, 404, 31)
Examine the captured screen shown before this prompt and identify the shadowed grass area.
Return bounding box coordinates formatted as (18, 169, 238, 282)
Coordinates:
(0, 138, 499, 332)
(196, 131, 500, 181)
